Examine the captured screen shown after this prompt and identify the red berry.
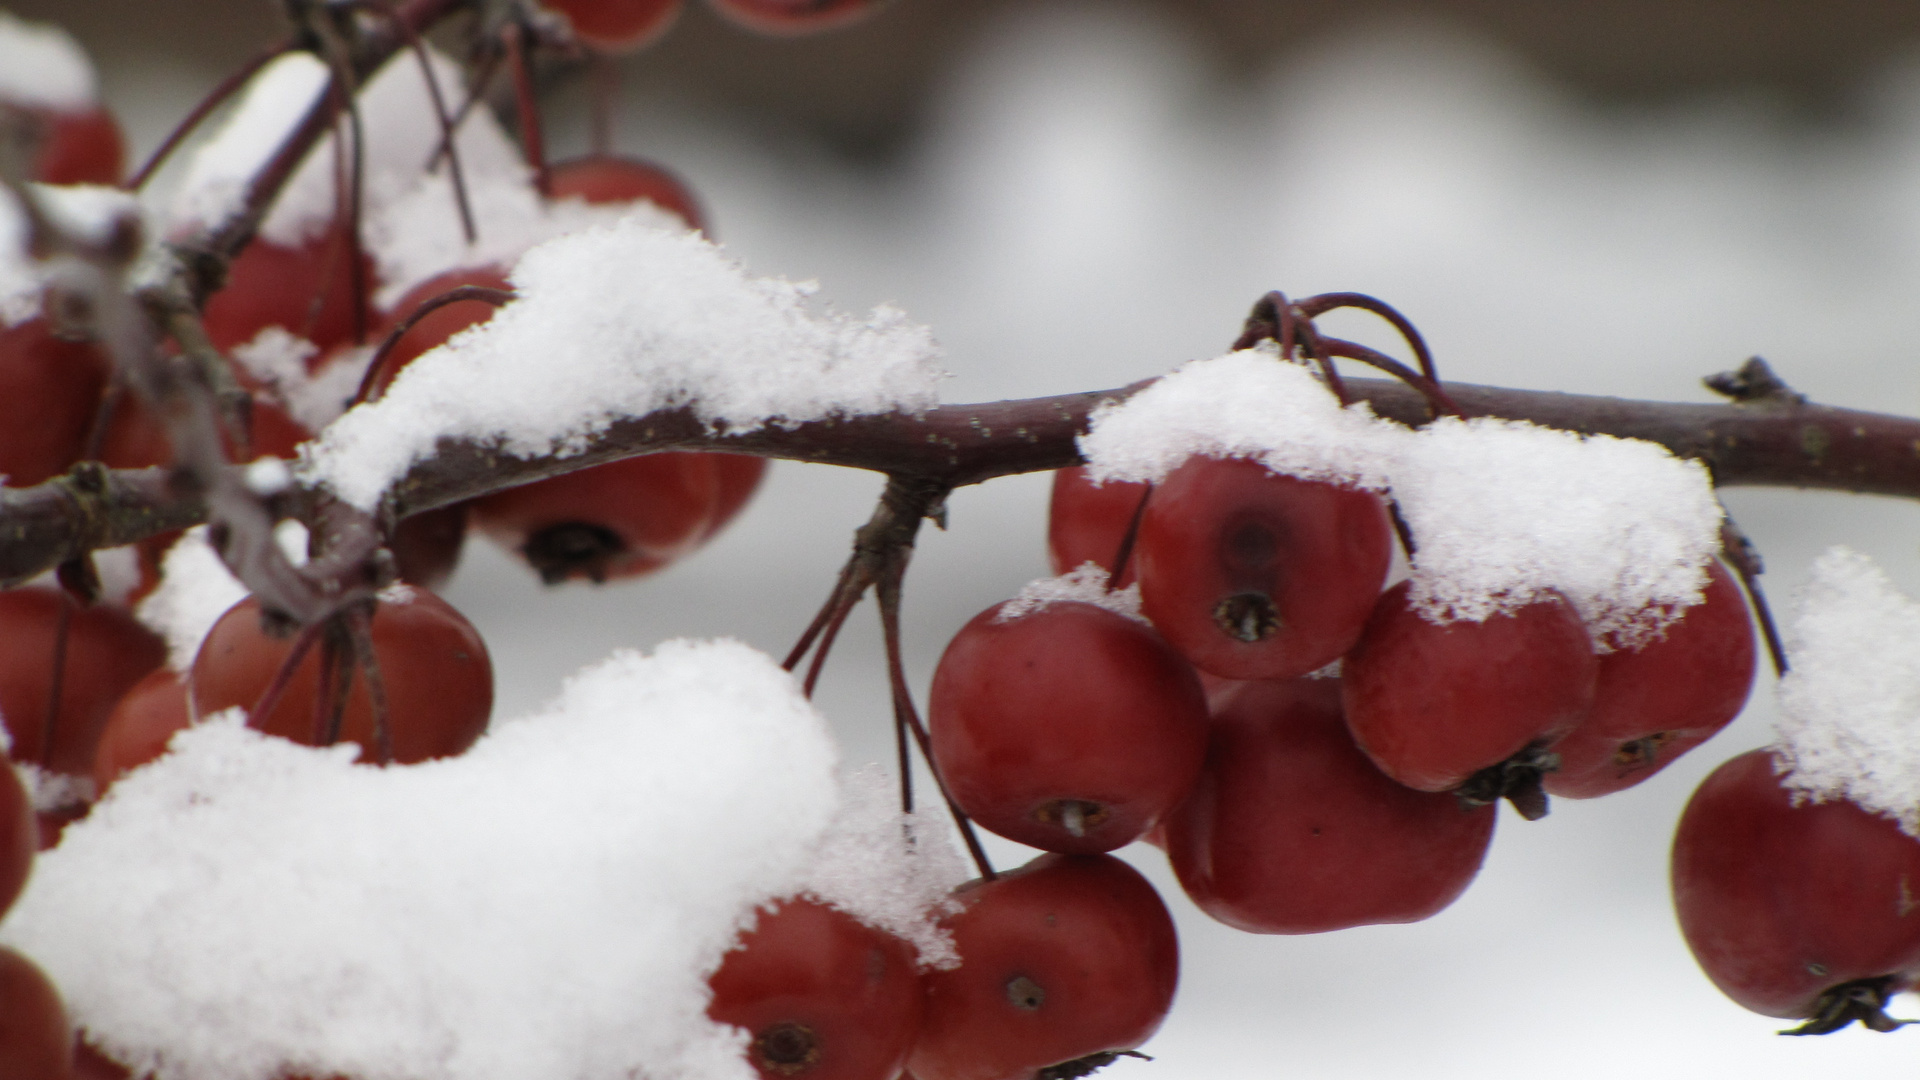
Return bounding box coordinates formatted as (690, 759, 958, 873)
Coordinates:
(367, 265, 514, 400)
(0, 758, 34, 918)
(189, 589, 493, 765)
(1342, 582, 1597, 795)
(91, 666, 191, 795)
(471, 453, 729, 584)
(1164, 677, 1495, 934)
(0, 947, 73, 1080)
(389, 503, 471, 590)
(929, 600, 1208, 853)
(1045, 466, 1148, 586)
(1136, 456, 1392, 681)
(700, 453, 768, 542)
(0, 587, 166, 776)
(1672, 749, 1920, 1029)
(1546, 560, 1757, 799)
(910, 853, 1178, 1080)
(545, 0, 683, 52)
(708, 898, 922, 1080)
(73, 1041, 129, 1080)
(706, 0, 885, 37)
(30, 106, 126, 186)
(549, 154, 706, 233)
(0, 319, 111, 488)
(98, 390, 310, 470)
(200, 224, 372, 356)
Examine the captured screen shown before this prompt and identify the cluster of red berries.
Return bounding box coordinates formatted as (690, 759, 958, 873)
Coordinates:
(911, 442, 1809, 1048)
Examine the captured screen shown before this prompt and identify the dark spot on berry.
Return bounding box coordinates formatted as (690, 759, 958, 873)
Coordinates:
(522, 522, 625, 584)
(753, 1021, 821, 1075)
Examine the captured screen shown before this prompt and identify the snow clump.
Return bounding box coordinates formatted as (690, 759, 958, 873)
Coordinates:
(303, 216, 946, 509)
(0, 639, 864, 1080)
(1774, 547, 1920, 836)
(995, 563, 1146, 624)
(1079, 351, 1723, 643)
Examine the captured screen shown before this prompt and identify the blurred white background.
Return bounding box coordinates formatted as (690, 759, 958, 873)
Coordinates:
(56, 0, 1920, 1075)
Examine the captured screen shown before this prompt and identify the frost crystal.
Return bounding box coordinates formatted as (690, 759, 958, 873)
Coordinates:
(995, 563, 1146, 624)
(302, 217, 945, 510)
(1774, 547, 1920, 836)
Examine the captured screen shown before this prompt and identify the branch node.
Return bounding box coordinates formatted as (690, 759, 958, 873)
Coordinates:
(1705, 357, 1804, 406)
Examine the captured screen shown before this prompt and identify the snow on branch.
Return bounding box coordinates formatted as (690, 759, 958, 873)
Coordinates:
(1079, 352, 1724, 646)
(302, 217, 946, 510)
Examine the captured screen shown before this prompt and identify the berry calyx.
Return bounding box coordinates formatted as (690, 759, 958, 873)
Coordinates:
(189, 588, 493, 765)
(707, 897, 922, 1080)
(1342, 582, 1597, 809)
(1136, 455, 1392, 681)
(1673, 749, 1920, 1031)
(1164, 676, 1495, 934)
(1544, 559, 1756, 798)
(929, 600, 1208, 853)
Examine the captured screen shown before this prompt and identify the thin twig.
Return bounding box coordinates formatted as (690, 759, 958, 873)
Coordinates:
(126, 39, 293, 192)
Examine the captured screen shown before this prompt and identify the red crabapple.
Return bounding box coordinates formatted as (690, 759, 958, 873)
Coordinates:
(0, 587, 166, 776)
(1045, 466, 1149, 586)
(1672, 749, 1920, 1032)
(90, 666, 191, 795)
(1342, 582, 1596, 804)
(0, 758, 34, 918)
(1164, 676, 1495, 934)
(1136, 455, 1392, 681)
(1546, 560, 1756, 799)
(544, 0, 683, 52)
(28, 105, 126, 186)
(929, 600, 1208, 853)
(548, 154, 706, 231)
(707, 897, 922, 1080)
(0, 947, 73, 1080)
(200, 224, 372, 357)
(189, 589, 493, 765)
(0, 319, 111, 489)
(909, 853, 1178, 1080)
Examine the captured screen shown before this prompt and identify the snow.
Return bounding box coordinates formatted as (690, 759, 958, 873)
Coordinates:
(1391, 416, 1722, 646)
(301, 216, 946, 510)
(1079, 351, 1723, 643)
(166, 52, 332, 239)
(1079, 349, 1399, 490)
(798, 766, 968, 968)
(0, 10, 98, 110)
(135, 528, 248, 673)
(232, 328, 372, 433)
(2, 183, 151, 326)
(994, 562, 1145, 623)
(0, 639, 845, 1080)
(1773, 547, 1920, 835)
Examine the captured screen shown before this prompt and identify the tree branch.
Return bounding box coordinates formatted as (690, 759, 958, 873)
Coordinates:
(3, 369, 1916, 587)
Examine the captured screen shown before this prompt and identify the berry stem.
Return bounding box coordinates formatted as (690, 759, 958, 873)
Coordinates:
(1719, 517, 1788, 678)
